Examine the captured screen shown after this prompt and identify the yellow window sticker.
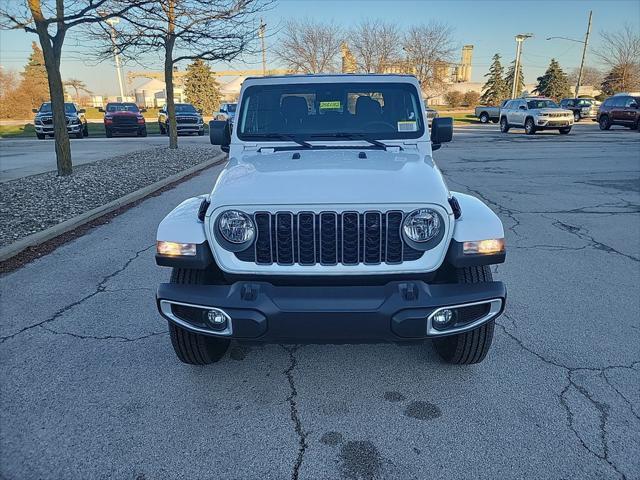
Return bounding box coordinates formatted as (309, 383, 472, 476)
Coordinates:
(319, 101, 341, 110)
(397, 121, 418, 132)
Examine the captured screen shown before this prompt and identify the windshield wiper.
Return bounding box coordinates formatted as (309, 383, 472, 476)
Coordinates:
(249, 133, 312, 148)
(313, 133, 390, 149)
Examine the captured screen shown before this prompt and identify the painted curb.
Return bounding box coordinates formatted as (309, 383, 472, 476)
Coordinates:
(0, 153, 226, 262)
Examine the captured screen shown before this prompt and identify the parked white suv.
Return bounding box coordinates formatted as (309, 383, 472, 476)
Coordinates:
(155, 74, 507, 366)
(500, 97, 574, 135)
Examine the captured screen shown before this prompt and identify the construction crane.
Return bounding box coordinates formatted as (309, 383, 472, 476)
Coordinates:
(126, 69, 289, 85)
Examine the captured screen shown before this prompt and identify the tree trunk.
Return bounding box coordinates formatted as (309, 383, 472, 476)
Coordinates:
(30, 1, 72, 175)
(164, 53, 178, 149)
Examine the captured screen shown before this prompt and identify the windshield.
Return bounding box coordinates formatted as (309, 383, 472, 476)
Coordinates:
(226, 104, 237, 113)
(106, 103, 139, 113)
(237, 82, 424, 141)
(576, 99, 593, 106)
(175, 104, 197, 113)
(39, 103, 76, 114)
(527, 99, 559, 109)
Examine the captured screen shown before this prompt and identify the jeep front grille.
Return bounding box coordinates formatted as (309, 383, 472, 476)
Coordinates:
(235, 211, 424, 266)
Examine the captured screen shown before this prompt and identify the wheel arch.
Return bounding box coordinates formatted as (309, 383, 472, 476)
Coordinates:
(449, 192, 504, 242)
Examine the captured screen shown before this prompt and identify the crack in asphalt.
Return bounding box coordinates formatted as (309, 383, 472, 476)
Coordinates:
(549, 218, 639, 262)
(497, 314, 639, 479)
(38, 325, 167, 342)
(281, 345, 308, 480)
(0, 244, 155, 344)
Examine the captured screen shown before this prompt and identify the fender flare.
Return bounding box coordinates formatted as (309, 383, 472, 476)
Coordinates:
(156, 195, 213, 268)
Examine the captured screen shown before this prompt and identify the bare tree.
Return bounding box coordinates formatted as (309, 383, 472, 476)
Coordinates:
(402, 22, 456, 99)
(592, 24, 640, 92)
(349, 19, 401, 73)
(65, 78, 91, 102)
(567, 66, 603, 88)
(93, 0, 269, 149)
(273, 18, 342, 73)
(0, 1, 147, 175)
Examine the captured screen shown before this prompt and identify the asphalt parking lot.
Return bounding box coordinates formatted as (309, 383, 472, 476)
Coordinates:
(0, 134, 210, 182)
(1, 123, 639, 479)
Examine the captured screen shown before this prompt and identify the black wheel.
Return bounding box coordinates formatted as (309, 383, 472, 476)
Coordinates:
(433, 266, 496, 365)
(198, 128, 205, 136)
(168, 268, 230, 365)
(159, 123, 166, 135)
(573, 111, 581, 122)
(105, 128, 113, 138)
(499, 117, 509, 133)
(75, 130, 84, 139)
(559, 127, 571, 135)
(138, 127, 147, 137)
(479, 112, 489, 124)
(36, 133, 45, 140)
(599, 115, 611, 130)
(83, 124, 89, 137)
(524, 117, 536, 135)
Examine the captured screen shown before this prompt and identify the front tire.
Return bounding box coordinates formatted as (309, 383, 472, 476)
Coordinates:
(433, 266, 496, 365)
(559, 127, 571, 135)
(83, 124, 89, 137)
(105, 127, 113, 138)
(524, 117, 536, 135)
(138, 127, 147, 137)
(573, 111, 581, 122)
(168, 268, 230, 365)
(499, 117, 509, 133)
(599, 115, 611, 130)
(159, 123, 166, 135)
(479, 112, 489, 124)
(36, 133, 45, 140)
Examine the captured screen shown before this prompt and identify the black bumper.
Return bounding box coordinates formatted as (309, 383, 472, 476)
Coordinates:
(156, 280, 506, 343)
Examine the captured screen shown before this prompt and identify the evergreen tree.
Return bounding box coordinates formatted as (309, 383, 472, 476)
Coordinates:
(480, 54, 509, 105)
(505, 59, 525, 98)
(183, 59, 221, 115)
(20, 41, 49, 110)
(534, 58, 572, 100)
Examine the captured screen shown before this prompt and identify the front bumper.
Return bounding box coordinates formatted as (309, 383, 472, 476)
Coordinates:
(157, 280, 506, 343)
(176, 123, 203, 133)
(35, 124, 82, 134)
(536, 118, 573, 128)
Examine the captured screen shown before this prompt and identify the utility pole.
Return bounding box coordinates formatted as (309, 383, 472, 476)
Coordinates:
(511, 34, 533, 98)
(106, 17, 125, 100)
(574, 10, 593, 98)
(258, 19, 266, 76)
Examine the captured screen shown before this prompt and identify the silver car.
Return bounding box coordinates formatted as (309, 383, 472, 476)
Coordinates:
(499, 97, 574, 135)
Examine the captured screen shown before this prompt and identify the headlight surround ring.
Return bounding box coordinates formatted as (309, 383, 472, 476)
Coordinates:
(216, 210, 256, 251)
(402, 208, 445, 250)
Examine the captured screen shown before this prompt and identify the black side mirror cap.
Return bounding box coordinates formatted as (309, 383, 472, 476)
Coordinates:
(431, 117, 453, 150)
(78, 108, 86, 114)
(98, 107, 105, 112)
(32, 108, 38, 113)
(140, 108, 147, 113)
(210, 120, 231, 152)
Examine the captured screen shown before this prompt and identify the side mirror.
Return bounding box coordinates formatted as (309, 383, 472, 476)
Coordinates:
(519, 105, 527, 110)
(78, 108, 86, 114)
(210, 119, 231, 153)
(197, 109, 203, 114)
(98, 107, 105, 112)
(32, 108, 38, 113)
(431, 117, 453, 151)
(140, 108, 147, 113)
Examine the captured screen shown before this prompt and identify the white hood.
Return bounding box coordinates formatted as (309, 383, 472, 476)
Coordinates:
(210, 149, 450, 207)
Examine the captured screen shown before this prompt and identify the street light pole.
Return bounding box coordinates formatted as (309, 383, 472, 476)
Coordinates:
(511, 34, 533, 98)
(106, 17, 125, 100)
(258, 19, 266, 76)
(574, 10, 593, 98)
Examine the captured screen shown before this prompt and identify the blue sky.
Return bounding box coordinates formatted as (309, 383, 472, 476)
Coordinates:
(1, 0, 638, 95)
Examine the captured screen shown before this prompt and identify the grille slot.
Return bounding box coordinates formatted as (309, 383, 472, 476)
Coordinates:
(234, 211, 425, 266)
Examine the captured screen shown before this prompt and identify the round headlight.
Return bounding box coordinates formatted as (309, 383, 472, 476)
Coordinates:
(218, 210, 255, 244)
(403, 209, 441, 243)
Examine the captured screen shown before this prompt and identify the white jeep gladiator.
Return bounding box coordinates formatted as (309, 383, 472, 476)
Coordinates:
(155, 74, 507, 365)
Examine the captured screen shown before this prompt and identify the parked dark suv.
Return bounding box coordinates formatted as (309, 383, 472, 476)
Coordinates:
(597, 94, 640, 130)
(100, 102, 147, 137)
(559, 97, 598, 122)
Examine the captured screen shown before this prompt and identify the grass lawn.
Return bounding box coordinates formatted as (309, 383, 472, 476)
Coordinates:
(0, 122, 171, 138)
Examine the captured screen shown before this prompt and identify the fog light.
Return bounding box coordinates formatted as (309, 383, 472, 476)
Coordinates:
(205, 308, 229, 330)
(432, 309, 455, 329)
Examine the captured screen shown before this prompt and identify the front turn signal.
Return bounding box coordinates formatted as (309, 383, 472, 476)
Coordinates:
(156, 241, 197, 257)
(463, 238, 505, 255)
